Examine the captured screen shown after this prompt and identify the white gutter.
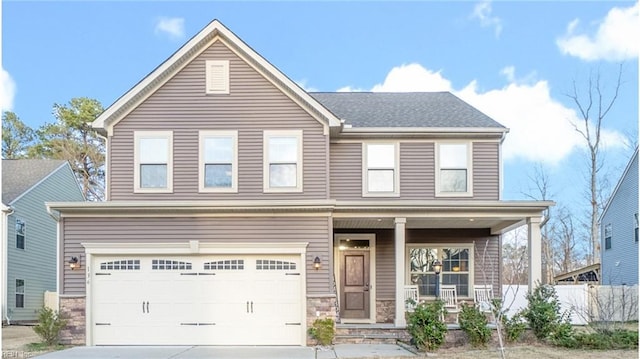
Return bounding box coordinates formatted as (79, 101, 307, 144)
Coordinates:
(2, 204, 15, 324)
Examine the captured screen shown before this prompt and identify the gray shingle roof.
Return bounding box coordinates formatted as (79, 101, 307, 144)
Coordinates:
(310, 92, 505, 129)
(2, 159, 67, 204)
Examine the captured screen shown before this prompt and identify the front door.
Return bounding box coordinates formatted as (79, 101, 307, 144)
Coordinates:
(340, 250, 370, 319)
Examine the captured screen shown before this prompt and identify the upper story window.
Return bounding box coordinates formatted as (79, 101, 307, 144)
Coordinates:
(363, 143, 399, 197)
(134, 131, 173, 193)
(205, 60, 229, 94)
(16, 218, 25, 250)
(263, 130, 303, 192)
(199, 131, 238, 192)
(635, 213, 638, 243)
(436, 142, 473, 197)
(604, 223, 612, 250)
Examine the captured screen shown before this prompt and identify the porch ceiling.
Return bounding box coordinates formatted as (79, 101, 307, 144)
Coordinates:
(333, 199, 553, 235)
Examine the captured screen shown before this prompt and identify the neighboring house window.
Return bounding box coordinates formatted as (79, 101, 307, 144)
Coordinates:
(199, 131, 238, 192)
(408, 245, 472, 297)
(134, 131, 173, 193)
(363, 143, 399, 197)
(16, 219, 25, 250)
(635, 213, 638, 243)
(436, 142, 472, 196)
(15, 279, 24, 308)
(263, 130, 303, 192)
(205, 60, 230, 94)
(604, 223, 612, 250)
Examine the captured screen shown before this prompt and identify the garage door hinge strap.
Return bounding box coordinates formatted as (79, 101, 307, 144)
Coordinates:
(180, 323, 198, 326)
(198, 273, 216, 276)
(285, 273, 301, 276)
(285, 323, 301, 326)
(95, 323, 111, 326)
(95, 273, 111, 276)
(180, 273, 198, 276)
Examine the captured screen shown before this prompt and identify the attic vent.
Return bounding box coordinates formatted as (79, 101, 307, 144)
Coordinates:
(206, 60, 229, 94)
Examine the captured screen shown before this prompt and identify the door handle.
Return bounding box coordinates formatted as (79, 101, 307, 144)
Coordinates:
(142, 301, 146, 313)
(247, 301, 249, 313)
(146, 301, 149, 313)
(251, 301, 254, 313)
(364, 283, 370, 292)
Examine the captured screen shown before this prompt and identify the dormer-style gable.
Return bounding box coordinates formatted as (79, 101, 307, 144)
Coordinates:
(92, 19, 342, 137)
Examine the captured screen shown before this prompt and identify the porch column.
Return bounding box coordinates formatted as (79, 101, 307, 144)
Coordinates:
(528, 216, 542, 291)
(394, 217, 407, 327)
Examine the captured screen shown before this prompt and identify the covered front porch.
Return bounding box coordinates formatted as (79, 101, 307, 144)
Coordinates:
(331, 200, 551, 327)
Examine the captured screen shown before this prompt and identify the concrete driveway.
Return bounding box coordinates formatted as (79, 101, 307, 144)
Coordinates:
(34, 344, 415, 359)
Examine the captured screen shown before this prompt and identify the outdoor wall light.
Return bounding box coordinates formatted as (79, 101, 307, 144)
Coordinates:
(313, 256, 321, 270)
(69, 256, 79, 270)
(433, 260, 442, 275)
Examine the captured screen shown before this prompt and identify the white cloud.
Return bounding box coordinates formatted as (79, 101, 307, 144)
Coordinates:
(556, 2, 639, 61)
(470, 0, 503, 38)
(1, 68, 16, 112)
(154, 17, 185, 40)
(336, 63, 628, 164)
(371, 63, 451, 92)
(296, 79, 318, 93)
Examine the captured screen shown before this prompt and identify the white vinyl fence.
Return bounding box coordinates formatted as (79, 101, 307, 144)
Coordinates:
(501, 284, 638, 325)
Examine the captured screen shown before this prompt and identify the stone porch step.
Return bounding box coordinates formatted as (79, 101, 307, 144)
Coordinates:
(334, 324, 411, 344)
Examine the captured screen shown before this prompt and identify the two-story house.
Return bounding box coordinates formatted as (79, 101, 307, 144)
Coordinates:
(2, 159, 84, 323)
(600, 147, 638, 285)
(47, 20, 551, 346)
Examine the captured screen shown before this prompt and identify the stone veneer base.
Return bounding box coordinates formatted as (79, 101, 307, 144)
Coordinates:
(59, 296, 86, 345)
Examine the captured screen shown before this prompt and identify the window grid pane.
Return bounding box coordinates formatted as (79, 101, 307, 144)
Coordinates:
(367, 144, 395, 168)
(270, 164, 297, 187)
(440, 144, 467, 168)
(139, 138, 168, 163)
(367, 169, 394, 192)
(205, 164, 232, 188)
(140, 164, 167, 188)
(269, 137, 298, 162)
(440, 169, 467, 192)
(204, 137, 233, 163)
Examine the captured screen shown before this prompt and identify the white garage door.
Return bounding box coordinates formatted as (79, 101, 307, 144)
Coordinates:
(91, 255, 303, 345)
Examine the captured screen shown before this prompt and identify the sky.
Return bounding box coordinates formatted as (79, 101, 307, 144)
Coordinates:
(1, 1, 638, 223)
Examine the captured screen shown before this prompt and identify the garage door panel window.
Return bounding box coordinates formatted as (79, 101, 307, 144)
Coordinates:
(204, 259, 244, 270)
(152, 259, 192, 270)
(256, 259, 296, 270)
(100, 260, 141, 270)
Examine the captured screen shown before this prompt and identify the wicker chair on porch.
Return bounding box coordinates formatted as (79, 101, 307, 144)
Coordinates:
(439, 285, 460, 323)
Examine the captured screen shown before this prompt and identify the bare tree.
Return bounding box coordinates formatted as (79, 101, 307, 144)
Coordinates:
(566, 65, 623, 264)
(502, 226, 528, 285)
(550, 207, 583, 274)
(523, 164, 554, 283)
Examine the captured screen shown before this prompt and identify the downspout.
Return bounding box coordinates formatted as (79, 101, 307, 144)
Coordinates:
(2, 205, 15, 324)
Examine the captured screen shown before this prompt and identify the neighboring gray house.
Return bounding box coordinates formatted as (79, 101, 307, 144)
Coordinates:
(600, 148, 639, 285)
(47, 20, 550, 346)
(2, 160, 84, 323)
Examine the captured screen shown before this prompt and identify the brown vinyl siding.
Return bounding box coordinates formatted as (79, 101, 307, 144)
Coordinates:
(472, 142, 499, 200)
(109, 40, 327, 200)
(61, 216, 331, 296)
(331, 141, 499, 201)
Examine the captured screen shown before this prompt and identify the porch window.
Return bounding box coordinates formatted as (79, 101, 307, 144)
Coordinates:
(363, 143, 399, 196)
(134, 131, 173, 193)
(199, 131, 238, 192)
(263, 130, 303, 192)
(436, 142, 472, 197)
(408, 246, 472, 297)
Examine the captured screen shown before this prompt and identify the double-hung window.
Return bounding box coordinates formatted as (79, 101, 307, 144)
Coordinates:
(15, 279, 24, 308)
(436, 142, 472, 196)
(363, 143, 399, 196)
(635, 213, 638, 243)
(408, 245, 472, 298)
(604, 223, 612, 250)
(199, 131, 238, 192)
(134, 131, 173, 193)
(16, 218, 25, 250)
(263, 130, 302, 192)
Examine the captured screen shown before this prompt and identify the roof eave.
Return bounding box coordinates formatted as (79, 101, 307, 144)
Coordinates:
(333, 126, 509, 139)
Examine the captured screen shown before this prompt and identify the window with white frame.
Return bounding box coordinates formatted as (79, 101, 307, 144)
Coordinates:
(134, 131, 173, 192)
(15, 279, 24, 308)
(199, 131, 237, 192)
(263, 130, 302, 192)
(604, 223, 612, 250)
(436, 142, 472, 196)
(363, 143, 399, 196)
(635, 213, 638, 243)
(408, 245, 472, 297)
(16, 218, 25, 250)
